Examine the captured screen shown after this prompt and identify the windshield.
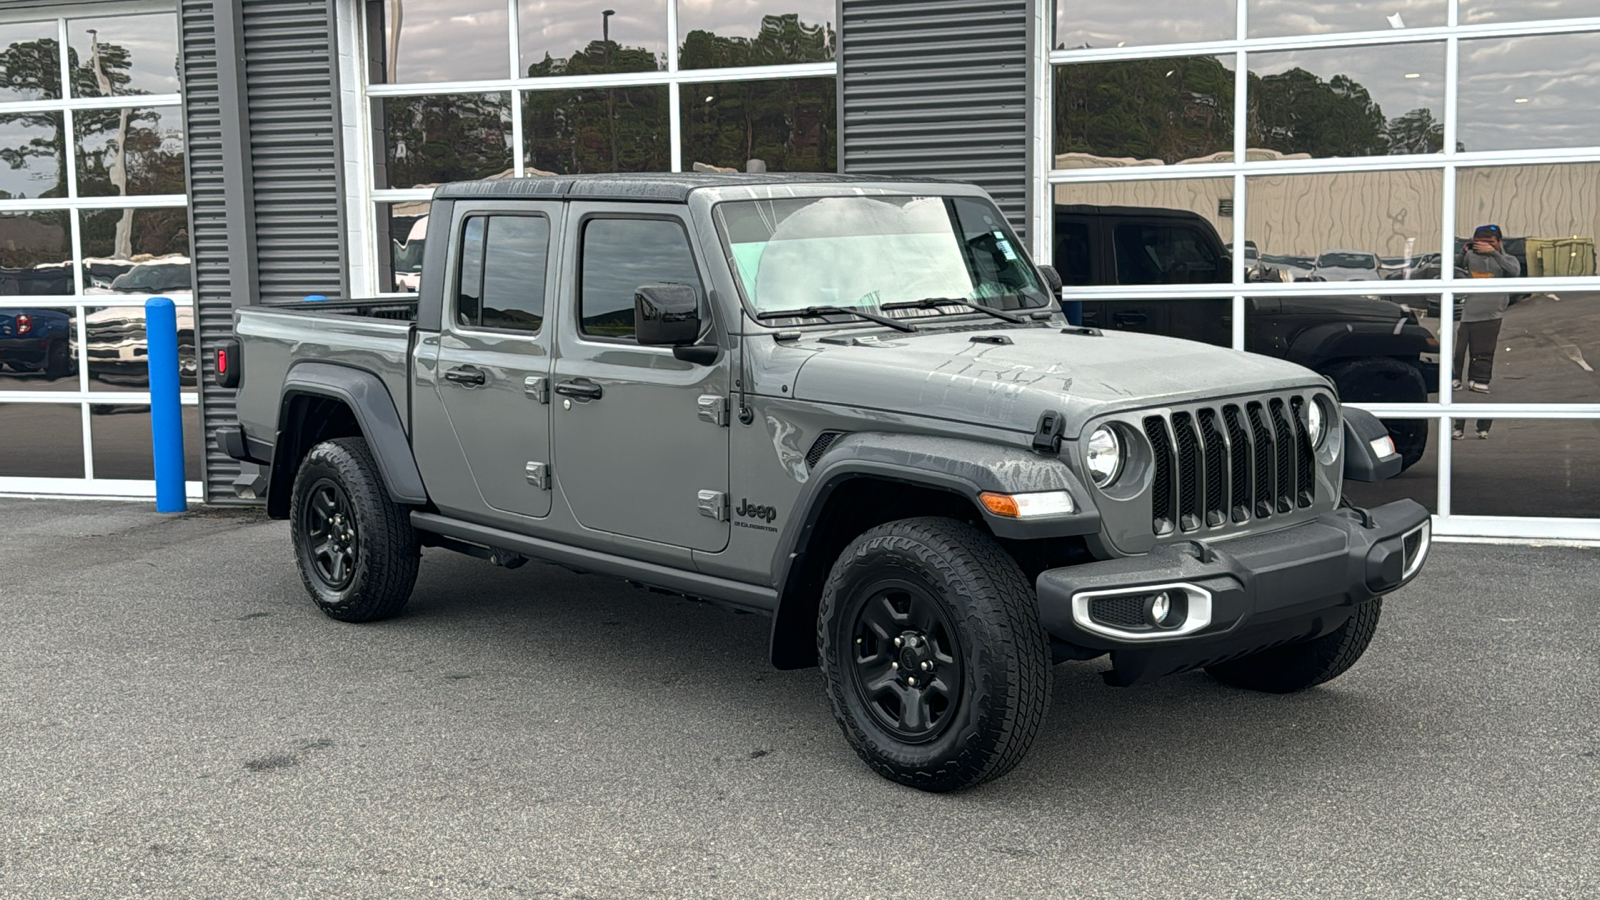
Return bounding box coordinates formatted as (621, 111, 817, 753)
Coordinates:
(716, 195, 1051, 317)
(1317, 252, 1375, 269)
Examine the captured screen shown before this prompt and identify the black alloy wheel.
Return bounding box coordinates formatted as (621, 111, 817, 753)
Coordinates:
(301, 478, 359, 590)
(846, 579, 963, 743)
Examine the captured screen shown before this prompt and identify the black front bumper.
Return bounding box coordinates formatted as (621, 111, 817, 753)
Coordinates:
(1036, 500, 1431, 686)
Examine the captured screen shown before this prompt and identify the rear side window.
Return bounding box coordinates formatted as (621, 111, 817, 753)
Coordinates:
(1054, 220, 1093, 285)
(454, 214, 550, 332)
(580, 218, 703, 340)
(1113, 223, 1223, 285)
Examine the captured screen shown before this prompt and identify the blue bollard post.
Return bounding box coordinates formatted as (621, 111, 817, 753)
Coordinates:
(145, 296, 187, 513)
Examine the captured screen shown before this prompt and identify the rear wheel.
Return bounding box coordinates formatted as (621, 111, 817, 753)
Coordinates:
(817, 517, 1051, 792)
(1322, 358, 1428, 470)
(289, 436, 419, 622)
(44, 341, 70, 380)
(1205, 600, 1382, 693)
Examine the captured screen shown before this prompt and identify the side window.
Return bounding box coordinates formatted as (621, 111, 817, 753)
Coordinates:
(1054, 221, 1094, 285)
(454, 214, 550, 332)
(1114, 223, 1224, 285)
(580, 218, 703, 340)
(456, 217, 486, 325)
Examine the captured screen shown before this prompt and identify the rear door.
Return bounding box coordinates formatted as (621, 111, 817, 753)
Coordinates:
(432, 201, 561, 522)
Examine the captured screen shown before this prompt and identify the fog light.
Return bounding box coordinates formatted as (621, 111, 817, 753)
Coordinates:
(1149, 591, 1171, 625)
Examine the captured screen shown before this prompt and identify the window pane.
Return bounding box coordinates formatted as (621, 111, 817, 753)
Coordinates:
(67, 13, 180, 98)
(678, 4, 834, 69)
(0, 24, 62, 102)
(80, 207, 191, 267)
(1460, 1, 1599, 25)
(1245, 170, 1443, 279)
(88, 402, 202, 480)
(1451, 420, 1600, 518)
(521, 1, 665, 76)
(480, 216, 549, 332)
(0, 111, 66, 200)
(581, 218, 701, 339)
(456, 217, 486, 326)
(381, 201, 431, 293)
(1054, 177, 1234, 282)
(83, 304, 196, 392)
(1342, 417, 1437, 513)
(0, 402, 83, 477)
(1247, 44, 1446, 159)
(0, 306, 77, 388)
(75, 105, 185, 196)
(522, 85, 668, 174)
(0, 210, 72, 295)
(1055, 0, 1233, 50)
(369, 0, 509, 84)
(1247, 0, 1445, 38)
(1053, 57, 1235, 168)
(1458, 35, 1600, 153)
(1113, 221, 1226, 284)
(680, 78, 835, 173)
(376, 94, 513, 188)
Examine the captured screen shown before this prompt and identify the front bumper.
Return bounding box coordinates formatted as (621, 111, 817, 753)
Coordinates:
(1036, 499, 1430, 686)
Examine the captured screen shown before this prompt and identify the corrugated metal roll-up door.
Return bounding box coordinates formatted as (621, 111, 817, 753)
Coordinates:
(180, 0, 347, 504)
(839, 0, 1032, 237)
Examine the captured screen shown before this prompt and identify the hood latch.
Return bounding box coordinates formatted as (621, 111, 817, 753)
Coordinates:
(1032, 410, 1065, 454)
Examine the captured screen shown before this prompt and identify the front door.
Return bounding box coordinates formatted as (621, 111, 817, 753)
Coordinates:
(549, 206, 731, 553)
(433, 204, 560, 522)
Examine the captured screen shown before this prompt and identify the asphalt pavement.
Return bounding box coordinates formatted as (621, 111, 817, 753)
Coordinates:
(2, 498, 1597, 898)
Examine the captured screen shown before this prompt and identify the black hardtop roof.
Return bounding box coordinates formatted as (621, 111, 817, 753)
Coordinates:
(433, 172, 961, 202)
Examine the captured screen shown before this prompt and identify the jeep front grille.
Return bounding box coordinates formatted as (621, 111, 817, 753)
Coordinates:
(1143, 396, 1316, 536)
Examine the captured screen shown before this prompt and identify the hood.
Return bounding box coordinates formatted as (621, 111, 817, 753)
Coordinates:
(789, 325, 1322, 438)
(1273, 294, 1410, 323)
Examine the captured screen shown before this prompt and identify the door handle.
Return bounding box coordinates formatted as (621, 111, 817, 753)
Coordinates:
(554, 378, 603, 401)
(443, 365, 486, 386)
(1113, 311, 1148, 326)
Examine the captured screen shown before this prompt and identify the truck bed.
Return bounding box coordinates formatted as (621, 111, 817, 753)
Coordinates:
(233, 299, 419, 447)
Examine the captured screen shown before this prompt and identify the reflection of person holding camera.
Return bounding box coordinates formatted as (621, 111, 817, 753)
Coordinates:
(1452, 224, 1520, 440)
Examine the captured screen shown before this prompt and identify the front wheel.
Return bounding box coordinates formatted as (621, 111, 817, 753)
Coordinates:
(817, 517, 1051, 792)
(1205, 600, 1382, 693)
(289, 436, 419, 622)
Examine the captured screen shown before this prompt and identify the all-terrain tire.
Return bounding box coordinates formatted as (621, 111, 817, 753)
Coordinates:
(1205, 599, 1382, 693)
(817, 517, 1051, 792)
(289, 437, 419, 622)
(1321, 358, 1428, 470)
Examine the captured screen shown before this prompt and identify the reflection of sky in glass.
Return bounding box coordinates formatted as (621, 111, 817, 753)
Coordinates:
(0, 113, 64, 199)
(1249, 43, 1445, 156)
(1458, 35, 1600, 151)
(1460, 0, 1599, 25)
(1247, 0, 1445, 37)
(383, 0, 510, 83)
(0, 21, 61, 101)
(521, 0, 666, 73)
(1055, 0, 1233, 50)
(68, 13, 179, 96)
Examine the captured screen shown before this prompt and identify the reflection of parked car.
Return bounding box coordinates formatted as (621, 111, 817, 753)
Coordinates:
(1260, 253, 1316, 281)
(0, 262, 73, 296)
(1310, 250, 1381, 282)
(81, 304, 197, 386)
(0, 307, 73, 379)
(391, 216, 427, 292)
(1055, 206, 1437, 470)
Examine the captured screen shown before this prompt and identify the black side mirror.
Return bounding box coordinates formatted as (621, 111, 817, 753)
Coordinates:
(635, 283, 701, 346)
(1037, 264, 1063, 295)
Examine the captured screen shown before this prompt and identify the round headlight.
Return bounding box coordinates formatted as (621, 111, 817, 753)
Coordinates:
(1086, 426, 1123, 487)
(1306, 399, 1326, 448)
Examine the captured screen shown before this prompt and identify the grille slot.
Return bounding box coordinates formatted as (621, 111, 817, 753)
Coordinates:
(805, 431, 846, 469)
(1088, 595, 1149, 630)
(1142, 395, 1317, 536)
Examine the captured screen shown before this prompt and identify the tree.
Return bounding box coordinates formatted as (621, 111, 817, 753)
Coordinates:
(0, 39, 70, 199)
(1054, 57, 1235, 164)
(1248, 68, 1388, 157)
(1386, 107, 1445, 155)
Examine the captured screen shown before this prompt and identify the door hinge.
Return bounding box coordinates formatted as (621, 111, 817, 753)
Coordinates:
(524, 461, 550, 490)
(697, 489, 728, 521)
(697, 394, 729, 427)
(524, 375, 549, 404)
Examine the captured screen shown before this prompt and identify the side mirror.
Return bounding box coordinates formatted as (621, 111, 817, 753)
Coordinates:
(1037, 264, 1063, 295)
(635, 283, 701, 346)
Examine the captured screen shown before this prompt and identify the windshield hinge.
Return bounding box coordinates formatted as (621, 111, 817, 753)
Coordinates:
(697, 394, 729, 427)
(1032, 410, 1065, 454)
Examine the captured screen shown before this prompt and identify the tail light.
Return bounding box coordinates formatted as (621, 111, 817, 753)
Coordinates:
(215, 338, 240, 388)
(15, 313, 31, 335)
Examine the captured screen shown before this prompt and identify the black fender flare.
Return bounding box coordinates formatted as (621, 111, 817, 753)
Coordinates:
(275, 362, 427, 505)
(767, 432, 1099, 668)
(1284, 322, 1433, 371)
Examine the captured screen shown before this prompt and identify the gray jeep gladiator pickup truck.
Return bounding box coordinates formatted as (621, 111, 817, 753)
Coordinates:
(217, 173, 1431, 792)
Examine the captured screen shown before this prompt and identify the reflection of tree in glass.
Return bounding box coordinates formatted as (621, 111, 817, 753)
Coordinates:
(381, 94, 512, 187)
(81, 207, 189, 260)
(0, 40, 71, 199)
(523, 42, 667, 174)
(1055, 57, 1235, 165)
(678, 14, 834, 68)
(686, 78, 834, 173)
(1248, 69, 1389, 157)
(1385, 108, 1447, 155)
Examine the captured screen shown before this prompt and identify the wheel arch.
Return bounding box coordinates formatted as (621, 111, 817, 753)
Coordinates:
(266, 362, 426, 518)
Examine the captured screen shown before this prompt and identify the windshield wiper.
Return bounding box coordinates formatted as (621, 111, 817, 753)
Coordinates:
(754, 305, 918, 333)
(880, 297, 1028, 324)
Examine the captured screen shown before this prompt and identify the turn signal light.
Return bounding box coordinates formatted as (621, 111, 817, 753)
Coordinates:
(15, 313, 31, 335)
(978, 491, 1076, 519)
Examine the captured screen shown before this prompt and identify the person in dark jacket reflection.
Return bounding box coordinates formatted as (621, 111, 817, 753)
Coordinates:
(1452, 224, 1520, 440)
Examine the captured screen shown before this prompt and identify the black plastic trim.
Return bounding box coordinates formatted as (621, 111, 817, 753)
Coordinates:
(1342, 407, 1403, 482)
(277, 362, 428, 504)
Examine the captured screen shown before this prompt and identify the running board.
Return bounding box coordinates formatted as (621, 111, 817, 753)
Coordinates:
(409, 511, 778, 614)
